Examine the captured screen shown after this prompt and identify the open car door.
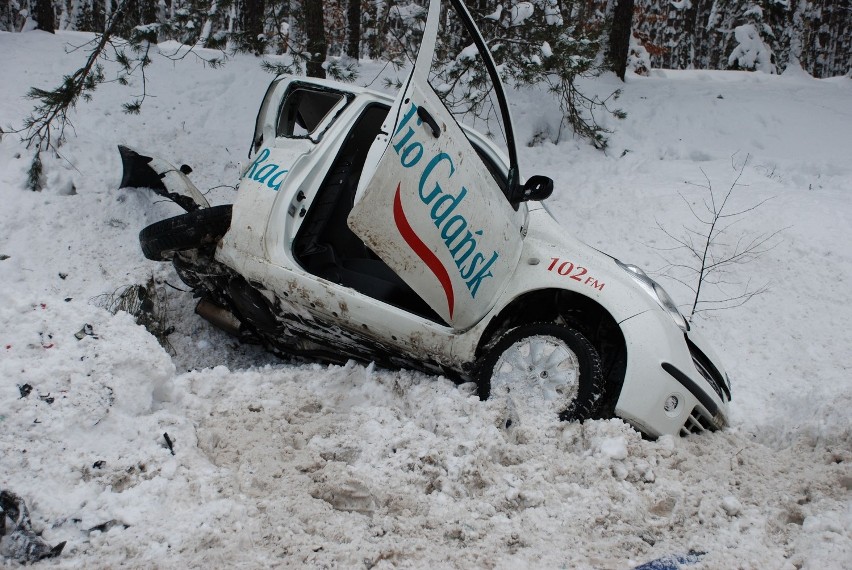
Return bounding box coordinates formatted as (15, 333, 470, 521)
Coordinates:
(348, 0, 525, 330)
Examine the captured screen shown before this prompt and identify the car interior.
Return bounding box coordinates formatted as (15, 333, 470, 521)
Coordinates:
(288, 87, 510, 325)
(289, 93, 444, 323)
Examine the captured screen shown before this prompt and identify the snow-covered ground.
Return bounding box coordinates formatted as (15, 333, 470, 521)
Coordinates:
(1, 30, 850, 569)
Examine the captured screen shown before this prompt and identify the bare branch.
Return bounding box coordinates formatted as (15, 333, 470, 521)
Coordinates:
(718, 195, 775, 218)
(652, 153, 783, 318)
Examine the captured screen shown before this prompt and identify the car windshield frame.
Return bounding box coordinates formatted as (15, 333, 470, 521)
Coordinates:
(274, 82, 354, 144)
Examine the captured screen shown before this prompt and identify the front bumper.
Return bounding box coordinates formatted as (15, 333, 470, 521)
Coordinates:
(615, 311, 731, 437)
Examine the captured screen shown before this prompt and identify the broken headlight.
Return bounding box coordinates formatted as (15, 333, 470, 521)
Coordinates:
(615, 259, 690, 333)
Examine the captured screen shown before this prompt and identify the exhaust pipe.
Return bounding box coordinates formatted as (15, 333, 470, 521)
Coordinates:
(195, 299, 241, 336)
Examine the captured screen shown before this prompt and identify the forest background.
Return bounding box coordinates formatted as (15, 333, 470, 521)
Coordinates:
(2, 0, 849, 187)
(3, 0, 849, 82)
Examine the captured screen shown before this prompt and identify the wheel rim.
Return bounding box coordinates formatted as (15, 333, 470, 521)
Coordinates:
(491, 335, 581, 426)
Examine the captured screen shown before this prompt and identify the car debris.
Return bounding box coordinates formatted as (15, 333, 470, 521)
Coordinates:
(74, 323, 97, 340)
(0, 490, 66, 563)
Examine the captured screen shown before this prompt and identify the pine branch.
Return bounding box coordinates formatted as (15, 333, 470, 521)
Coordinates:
(10, 1, 230, 191)
(19, 25, 116, 151)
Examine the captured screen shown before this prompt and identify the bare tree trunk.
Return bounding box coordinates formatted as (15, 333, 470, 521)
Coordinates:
(608, 0, 633, 80)
(346, 0, 360, 59)
(242, 0, 266, 54)
(34, 0, 56, 33)
(140, 0, 157, 25)
(304, 0, 327, 77)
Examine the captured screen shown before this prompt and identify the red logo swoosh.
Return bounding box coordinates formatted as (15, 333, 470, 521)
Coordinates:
(393, 183, 455, 320)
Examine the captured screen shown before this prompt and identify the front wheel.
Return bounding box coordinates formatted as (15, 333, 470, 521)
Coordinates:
(478, 323, 605, 430)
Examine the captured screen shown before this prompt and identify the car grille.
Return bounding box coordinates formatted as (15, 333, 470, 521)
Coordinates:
(679, 407, 718, 436)
(686, 338, 731, 402)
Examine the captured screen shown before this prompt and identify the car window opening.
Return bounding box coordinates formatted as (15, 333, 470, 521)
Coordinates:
(293, 104, 445, 324)
(471, 142, 509, 197)
(277, 88, 345, 138)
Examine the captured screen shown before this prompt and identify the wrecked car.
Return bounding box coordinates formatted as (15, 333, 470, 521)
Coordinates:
(122, 0, 731, 437)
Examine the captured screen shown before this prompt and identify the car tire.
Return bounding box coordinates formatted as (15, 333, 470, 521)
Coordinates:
(478, 323, 605, 427)
(139, 205, 232, 261)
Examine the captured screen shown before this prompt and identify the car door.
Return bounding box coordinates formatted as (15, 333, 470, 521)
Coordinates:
(348, 0, 525, 330)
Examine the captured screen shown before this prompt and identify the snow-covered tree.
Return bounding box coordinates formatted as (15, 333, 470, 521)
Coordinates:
(6, 0, 845, 77)
(728, 23, 775, 72)
(632, 0, 849, 77)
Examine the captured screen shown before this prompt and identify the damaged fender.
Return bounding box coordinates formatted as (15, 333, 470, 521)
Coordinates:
(118, 145, 210, 212)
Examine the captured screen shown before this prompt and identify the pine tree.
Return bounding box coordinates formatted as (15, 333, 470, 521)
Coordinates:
(431, 0, 624, 149)
(724, 2, 778, 73)
(798, 0, 851, 77)
(633, 0, 849, 77)
(1, 0, 23, 31)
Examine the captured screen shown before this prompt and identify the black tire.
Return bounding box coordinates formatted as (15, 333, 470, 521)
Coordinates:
(478, 323, 605, 424)
(139, 205, 232, 261)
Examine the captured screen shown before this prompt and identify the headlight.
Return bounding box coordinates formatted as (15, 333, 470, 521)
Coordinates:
(615, 259, 690, 332)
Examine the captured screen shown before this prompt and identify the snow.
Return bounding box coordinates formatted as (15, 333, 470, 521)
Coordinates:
(543, 0, 562, 26)
(628, 33, 651, 75)
(457, 43, 478, 62)
(503, 2, 534, 28)
(483, 5, 502, 22)
(1, 30, 851, 568)
(728, 24, 776, 73)
(743, 5, 765, 19)
(388, 3, 426, 27)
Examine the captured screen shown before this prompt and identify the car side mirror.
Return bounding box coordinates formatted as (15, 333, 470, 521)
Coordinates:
(520, 175, 553, 202)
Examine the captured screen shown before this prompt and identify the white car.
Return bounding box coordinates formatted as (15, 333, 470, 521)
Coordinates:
(122, 0, 730, 437)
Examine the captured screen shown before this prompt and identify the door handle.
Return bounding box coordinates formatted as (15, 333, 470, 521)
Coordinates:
(416, 106, 441, 138)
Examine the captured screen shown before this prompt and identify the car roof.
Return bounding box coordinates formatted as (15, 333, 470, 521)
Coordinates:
(273, 74, 394, 104)
(270, 74, 512, 172)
